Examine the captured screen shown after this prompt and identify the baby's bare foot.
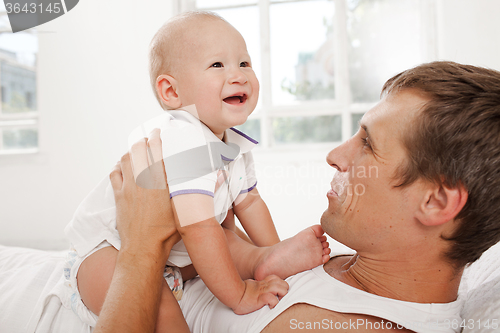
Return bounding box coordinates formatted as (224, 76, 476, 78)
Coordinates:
(254, 225, 331, 281)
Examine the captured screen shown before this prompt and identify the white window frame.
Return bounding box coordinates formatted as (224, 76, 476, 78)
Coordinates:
(175, 0, 438, 149)
(0, 10, 39, 155)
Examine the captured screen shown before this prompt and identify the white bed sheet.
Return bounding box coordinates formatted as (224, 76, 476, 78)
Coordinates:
(1, 242, 499, 333)
(0, 246, 90, 333)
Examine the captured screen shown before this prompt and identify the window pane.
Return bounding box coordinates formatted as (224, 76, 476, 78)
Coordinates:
(270, 0, 335, 105)
(351, 113, 364, 136)
(234, 118, 261, 143)
(272, 115, 341, 144)
(0, 31, 38, 114)
(213, 6, 262, 111)
(0, 3, 10, 31)
(197, 0, 257, 9)
(2, 128, 38, 149)
(348, 0, 422, 102)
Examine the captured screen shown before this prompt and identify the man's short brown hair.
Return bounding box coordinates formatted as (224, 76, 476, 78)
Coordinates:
(382, 61, 500, 267)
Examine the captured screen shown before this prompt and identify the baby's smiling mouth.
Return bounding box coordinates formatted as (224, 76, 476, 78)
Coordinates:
(223, 94, 247, 105)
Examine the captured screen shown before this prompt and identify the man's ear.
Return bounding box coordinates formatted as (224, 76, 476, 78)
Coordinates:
(156, 75, 181, 109)
(415, 182, 468, 226)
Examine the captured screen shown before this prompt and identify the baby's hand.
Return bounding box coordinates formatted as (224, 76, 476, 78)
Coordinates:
(233, 275, 289, 315)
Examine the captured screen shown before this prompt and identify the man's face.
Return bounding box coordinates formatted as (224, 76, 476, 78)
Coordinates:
(321, 90, 429, 256)
(174, 19, 259, 138)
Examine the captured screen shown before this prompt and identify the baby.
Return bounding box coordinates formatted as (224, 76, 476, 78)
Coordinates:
(64, 11, 330, 331)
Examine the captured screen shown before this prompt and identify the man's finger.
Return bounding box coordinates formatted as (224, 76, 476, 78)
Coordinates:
(147, 128, 163, 166)
(147, 128, 167, 189)
(120, 152, 135, 185)
(109, 162, 123, 192)
(130, 138, 149, 182)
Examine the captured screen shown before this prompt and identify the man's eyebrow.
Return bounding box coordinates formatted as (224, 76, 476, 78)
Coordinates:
(360, 123, 377, 151)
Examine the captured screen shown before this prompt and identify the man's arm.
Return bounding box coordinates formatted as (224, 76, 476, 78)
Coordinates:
(262, 303, 413, 332)
(94, 132, 189, 333)
(94, 243, 188, 333)
(234, 188, 280, 247)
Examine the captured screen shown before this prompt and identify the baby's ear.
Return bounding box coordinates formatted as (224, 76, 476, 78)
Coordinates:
(156, 75, 181, 109)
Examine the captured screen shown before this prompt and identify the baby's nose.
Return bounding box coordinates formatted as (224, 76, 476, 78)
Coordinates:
(228, 68, 248, 84)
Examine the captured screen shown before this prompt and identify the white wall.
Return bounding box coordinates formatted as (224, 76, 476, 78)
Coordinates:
(0, 0, 175, 249)
(1, 0, 500, 250)
(437, 0, 500, 68)
(252, 145, 334, 240)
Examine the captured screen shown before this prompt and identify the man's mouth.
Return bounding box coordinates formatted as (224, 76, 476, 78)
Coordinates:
(329, 184, 338, 196)
(330, 171, 349, 198)
(223, 94, 247, 105)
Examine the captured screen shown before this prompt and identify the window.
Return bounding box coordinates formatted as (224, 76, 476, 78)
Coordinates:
(0, 3, 38, 154)
(180, 0, 437, 147)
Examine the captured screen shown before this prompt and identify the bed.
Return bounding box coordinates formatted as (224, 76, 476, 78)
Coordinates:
(0, 242, 499, 333)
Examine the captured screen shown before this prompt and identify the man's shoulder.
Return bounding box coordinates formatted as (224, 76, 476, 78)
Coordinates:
(262, 303, 412, 332)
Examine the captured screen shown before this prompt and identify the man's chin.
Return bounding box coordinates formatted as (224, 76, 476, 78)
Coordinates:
(320, 211, 336, 239)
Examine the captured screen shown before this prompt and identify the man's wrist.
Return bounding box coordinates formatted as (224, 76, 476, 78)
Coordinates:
(119, 242, 169, 268)
(120, 231, 180, 266)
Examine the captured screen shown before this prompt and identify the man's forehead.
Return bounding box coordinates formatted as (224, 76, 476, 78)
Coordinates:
(360, 90, 428, 153)
(363, 90, 427, 128)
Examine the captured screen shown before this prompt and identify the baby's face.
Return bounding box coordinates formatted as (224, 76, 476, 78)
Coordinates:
(174, 19, 259, 139)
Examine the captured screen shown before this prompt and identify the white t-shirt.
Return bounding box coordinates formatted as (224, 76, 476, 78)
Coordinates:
(179, 264, 464, 333)
(65, 109, 258, 267)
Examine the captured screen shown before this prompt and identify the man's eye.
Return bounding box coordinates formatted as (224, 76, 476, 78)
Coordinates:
(240, 61, 250, 67)
(361, 137, 372, 150)
(211, 62, 223, 68)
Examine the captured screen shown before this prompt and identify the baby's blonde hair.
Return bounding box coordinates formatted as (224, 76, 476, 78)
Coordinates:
(148, 11, 228, 109)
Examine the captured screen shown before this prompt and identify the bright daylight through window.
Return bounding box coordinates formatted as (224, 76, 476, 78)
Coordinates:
(189, 0, 432, 147)
(0, 1, 38, 154)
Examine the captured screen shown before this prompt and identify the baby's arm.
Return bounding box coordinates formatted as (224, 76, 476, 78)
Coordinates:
(172, 193, 288, 315)
(233, 187, 280, 246)
(231, 188, 331, 282)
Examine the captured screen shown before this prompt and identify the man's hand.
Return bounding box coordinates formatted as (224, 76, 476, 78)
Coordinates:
(96, 129, 189, 333)
(233, 275, 289, 315)
(110, 128, 180, 257)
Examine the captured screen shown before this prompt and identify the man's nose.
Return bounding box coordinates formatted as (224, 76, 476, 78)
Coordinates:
(326, 139, 353, 172)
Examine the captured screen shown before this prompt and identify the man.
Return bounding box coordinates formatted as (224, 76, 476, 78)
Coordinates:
(97, 61, 500, 332)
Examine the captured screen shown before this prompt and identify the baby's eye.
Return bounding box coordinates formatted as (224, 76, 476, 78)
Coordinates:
(211, 62, 223, 68)
(240, 61, 250, 68)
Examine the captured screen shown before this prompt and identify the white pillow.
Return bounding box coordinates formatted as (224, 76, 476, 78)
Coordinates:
(459, 242, 500, 333)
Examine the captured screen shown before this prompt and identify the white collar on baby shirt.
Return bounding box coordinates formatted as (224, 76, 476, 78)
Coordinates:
(224, 127, 258, 154)
(169, 106, 258, 156)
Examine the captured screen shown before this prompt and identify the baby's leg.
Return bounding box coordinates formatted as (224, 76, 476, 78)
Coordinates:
(224, 225, 331, 281)
(78, 246, 181, 333)
(77, 246, 118, 316)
